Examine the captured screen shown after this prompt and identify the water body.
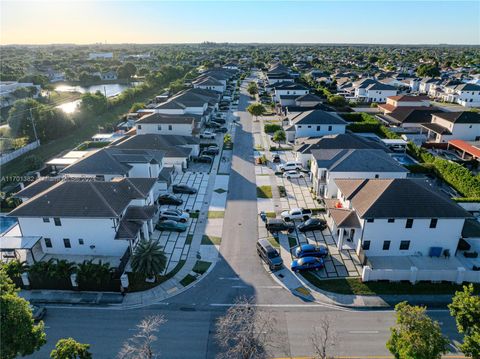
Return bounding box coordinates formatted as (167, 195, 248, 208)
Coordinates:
(55, 82, 141, 113)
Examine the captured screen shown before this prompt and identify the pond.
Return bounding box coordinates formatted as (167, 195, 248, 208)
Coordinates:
(55, 82, 142, 113)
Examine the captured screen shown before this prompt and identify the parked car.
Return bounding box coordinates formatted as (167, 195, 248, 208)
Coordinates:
(283, 170, 304, 179)
(212, 118, 226, 124)
(193, 155, 214, 163)
(297, 218, 327, 232)
(281, 208, 312, 222)
(200, 131, 215, 139)
(207, 145, 219, 153)
(278, 161, 303, 172)
(272, 154, 281, 163)
(291, 257, 325, 272)
(159, 208, 189, 223)
(206, 121, 221, 129)
(256, 239, 283, 270)
(172, 184, 197, 194)
(265, 218, 295, 233)
(294, 244, 328, 258)
(156, 219, 188, 232)
(158, 193, 183, 205)
(214, 127, 228, 133)
(30, 304, 46, 321)
(202, 148, 219, 156)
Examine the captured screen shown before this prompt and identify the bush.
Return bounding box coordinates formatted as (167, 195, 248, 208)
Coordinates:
(264, 123, 282, 133)
(23, 155, 43, 171)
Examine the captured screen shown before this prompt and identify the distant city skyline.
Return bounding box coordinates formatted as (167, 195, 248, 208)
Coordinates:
(1, 1, 479, 45)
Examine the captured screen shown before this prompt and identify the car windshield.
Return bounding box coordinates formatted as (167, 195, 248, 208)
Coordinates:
(267, 250, 279, 259)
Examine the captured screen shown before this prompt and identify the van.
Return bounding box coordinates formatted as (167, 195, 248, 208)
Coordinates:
(256, 239, 283, 270)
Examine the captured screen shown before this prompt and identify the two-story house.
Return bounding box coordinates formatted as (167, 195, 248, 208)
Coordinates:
(273, 82, 310, 106)
(136, 113, 200, 137)
(325, 178, 471, 257)
(284, 110, 347, 141)
(421, 111, 480, 143)
(8, 177, 157, 258)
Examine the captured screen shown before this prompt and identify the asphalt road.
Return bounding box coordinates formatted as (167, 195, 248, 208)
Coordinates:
(27, 74, 463, 359)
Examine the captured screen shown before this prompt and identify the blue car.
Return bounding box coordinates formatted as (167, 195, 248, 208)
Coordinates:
(291, 256, 325, 272)
(294, 244, 328, 259)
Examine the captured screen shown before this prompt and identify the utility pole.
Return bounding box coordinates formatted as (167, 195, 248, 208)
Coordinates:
(29, 108, 39, 144)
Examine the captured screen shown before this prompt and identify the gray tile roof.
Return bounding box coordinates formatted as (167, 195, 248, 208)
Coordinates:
(8, 178, 156, 218)
(290, 110, 347, 126)
(311, 149, 408, 173)
(295, 133, 388, 154)
(434, 111, 480, 124)
(335, 178, 471, 219)
(114, 134, 196, 158)
(137, 113, 198, 125)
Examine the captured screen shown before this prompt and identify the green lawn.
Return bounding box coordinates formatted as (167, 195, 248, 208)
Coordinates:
(127, 260, 186, 292)
(278, 185, 287, 197)
(208, 211, 225, 218)
(267, 237, 280, 248)
(256, 185, 273, 198)
(185, 235, 193, 245)
(301, 274, 480, 296)
(201, 235, 222, 245)
(189, 212, 199, 219)
(288, 236, 298, 249)
(180, 274, 197, 287)
(192, 260, 211, 275)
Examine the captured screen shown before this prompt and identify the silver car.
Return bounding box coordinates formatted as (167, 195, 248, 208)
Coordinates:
(158, 208, 189, 223)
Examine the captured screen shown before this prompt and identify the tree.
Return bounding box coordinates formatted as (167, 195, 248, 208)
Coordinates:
(272, 129, 286, 148)
(131, 239, 167, 280)
(247, 81, 258, 96)
(311, 315, 337, 359)
(117, 62, 137, 80)
(386, 301, 449, 359)
(118, 315, 166, 359)
(215, 296, 281, 359)
(246, 102, 265, 121)
(449, 284, 480, 358)
(80, 91, 107, 115)
(416, 63, 440, 78)
(327, 95, 347, 108)
(0, 269, 46, 359)
(129, 102, 145, 113)
(50, 338, 92, 359)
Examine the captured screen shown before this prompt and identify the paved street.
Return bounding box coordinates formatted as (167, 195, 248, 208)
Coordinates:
(28, 74, 463, 359)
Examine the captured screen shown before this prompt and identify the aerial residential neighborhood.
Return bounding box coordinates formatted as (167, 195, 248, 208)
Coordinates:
(0, 1, 479, 359)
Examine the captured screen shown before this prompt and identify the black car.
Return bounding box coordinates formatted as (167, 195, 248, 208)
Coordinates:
(158, 193, 183, 205)
(194, 155, 214, 163)
(206, 121, 221, 129)
(212, 118, 226, 124)
(214, 127, 228, 133)
(272, 154, 281, 163)
(172, 184, 197, 194)
(297, 218, 327, 232)
(202, 148, 219, 156)
(265, 218, 295, 233)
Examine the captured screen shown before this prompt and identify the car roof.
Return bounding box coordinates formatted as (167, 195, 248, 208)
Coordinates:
(257, 239, 275, 251)
(300, 244, 316, 251)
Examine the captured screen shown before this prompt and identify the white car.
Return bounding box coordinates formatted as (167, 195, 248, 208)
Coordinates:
(200, 131, 215, 139)
(283, 170, 304, 179)
(158, 208, 190, 223)
(281, 208, 312, 222)
(278, 161, 303, 172)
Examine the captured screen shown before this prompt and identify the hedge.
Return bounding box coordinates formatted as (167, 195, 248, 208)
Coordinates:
(264, 123, 282, 133)
(407, 142, 480, 198)
(344, 112, 400, 139)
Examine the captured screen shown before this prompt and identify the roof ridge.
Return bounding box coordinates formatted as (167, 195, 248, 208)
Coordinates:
(88, 181, 119, 217)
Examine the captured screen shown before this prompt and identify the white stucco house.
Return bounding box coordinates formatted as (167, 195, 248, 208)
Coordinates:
(285, 110, 347, 142)
(324, 178, 471, 257)
(8, 177, 158, 258)
(310, 149, 408, 198)
(452, 83, 480, 107)
(193, 76, 225, 93)
(421, 111, 480, 143)
(273, 82, 310, 106)
(136, 113, 199, 137)
(351, 79, 397, 103)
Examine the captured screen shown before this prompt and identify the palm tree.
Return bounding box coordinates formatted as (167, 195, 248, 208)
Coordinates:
(53, 259, 77, 278)
(77, 259, 113, 285)
(131, 240, 167, 280)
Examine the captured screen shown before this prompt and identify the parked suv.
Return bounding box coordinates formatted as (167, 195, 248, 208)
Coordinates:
(256, 239, 283, 270)
(200, 131, 215, 139)
(294, 244, 328, 258)
(158, 208, 189, 223)
(278, 161, 303, 172)
(281, 208, 312, 222)
(265, 218, 295, 233)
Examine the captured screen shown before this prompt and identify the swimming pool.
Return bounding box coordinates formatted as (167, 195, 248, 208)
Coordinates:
(0, 216, 17, 234)
(391, 154, 417, 166)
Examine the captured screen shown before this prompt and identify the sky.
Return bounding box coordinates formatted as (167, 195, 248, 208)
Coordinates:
(0, 0, 479, 45)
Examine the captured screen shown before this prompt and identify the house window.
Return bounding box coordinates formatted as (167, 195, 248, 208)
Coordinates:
(168, 125, 173, 131)
(374, 174, 379, 178)
(430, 218, 438, 228)
(43, 217, 50, 223)
(157, 125, 162, 131)
(308, 125, 311, 128)
(362, 240, 371, 250)
(44, 238, 52, 248)
(54, 217, 62, 226)
(383, 240, 391, 250)
(388, 218, 395, 223)
(328, 126, 332, 131)
(63, 238, 71, 248)
(317, 126, 320, 131)
(137, 125, 142, 130)
(366, 218, 374, 223)
(405, 218, 413, 228)
(298, 125, 302, 128)
(78, 238, 84, 245)
(400, 240, 410, 250)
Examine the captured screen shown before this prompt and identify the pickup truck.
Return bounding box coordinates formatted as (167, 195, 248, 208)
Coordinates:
(280, 208, 312, 222)
(265, 218, 295, 233)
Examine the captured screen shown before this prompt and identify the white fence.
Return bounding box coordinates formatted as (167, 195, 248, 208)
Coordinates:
(362, 266, 480, 284)
(0, 140, 40, 165)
